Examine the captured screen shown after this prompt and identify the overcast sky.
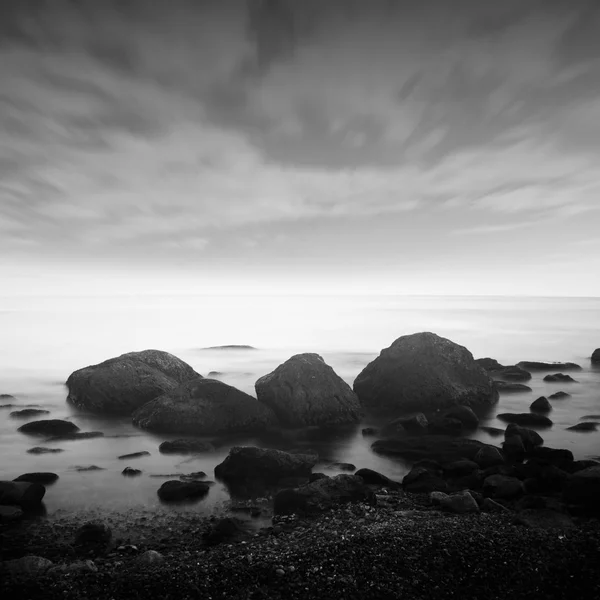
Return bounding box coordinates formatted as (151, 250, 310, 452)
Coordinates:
(1, 0, 599, 297)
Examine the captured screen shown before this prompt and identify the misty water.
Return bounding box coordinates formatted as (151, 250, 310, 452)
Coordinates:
(1, 294, 599, 518)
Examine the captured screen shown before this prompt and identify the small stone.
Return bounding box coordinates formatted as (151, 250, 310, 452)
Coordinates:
(276, 568, 285, 576)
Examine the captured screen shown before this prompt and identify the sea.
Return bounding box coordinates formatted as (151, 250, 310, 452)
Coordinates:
(1, 294, 599, 517)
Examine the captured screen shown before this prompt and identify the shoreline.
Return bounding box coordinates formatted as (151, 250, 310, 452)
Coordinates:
(2, 489, 600, 600)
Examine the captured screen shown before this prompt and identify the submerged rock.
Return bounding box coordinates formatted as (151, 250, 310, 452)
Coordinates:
(157, 480, 210, 502)
(383, 413, 428, 435)
(10, 409, 50, 418)
(543, 373, 578, 383)
(18, 419, 79, 436)
(530, 396, 552, 413)
(567, 422, 599, 432)
(549, 391, 571, 400)
(0, 505, 24, 523)
(158, 439, 215, 454)
(354, 468, 400, 489)
(592, 349, 600, 364)
(505, 423, 543, 450)
(13, 473, 59, 485)
(491, 366, 532, 382)
(483, 474, 524, 500)
(354, 332, 497, 415)
(441, 405, 479, 428)
(494, 381, 532, 393)
(496, 413, 553, 428)
(45, 431, 104, 442)
(0, 481, 46, 507)
(74, 522, 112, 547)
(122, 467, 143, 476)
(517, 361, 581, 371)
(27, 447, 64, 454)
(117, 451, 150, 460)
(255, 353, 362, 428)
(66, 349, 200, 415)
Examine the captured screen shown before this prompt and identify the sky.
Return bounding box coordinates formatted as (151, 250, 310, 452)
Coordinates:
(1, 0, 599, 297)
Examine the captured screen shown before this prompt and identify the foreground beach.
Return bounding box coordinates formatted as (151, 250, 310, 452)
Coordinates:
(2, 488, 600, 600)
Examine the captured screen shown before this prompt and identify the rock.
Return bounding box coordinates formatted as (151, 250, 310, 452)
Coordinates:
(496, 413, 553, 428)
(207, 371, 224, 377)
(309, 473, 329, 482)
(13, 473, 58, 484)
(493, 381, 532, 394)
(132, 378, 276, 435)
(18, 419, 79, 436)
(581, 415, 600, 420)
(66, 349, 199, 415)
(203, 517, 246, 546)
(118, 451, 150, 460)
(26, 447, 64, 454)
(322, 461, 356, 472)
(74, 522, 112, 547)
(403, 466, 448, 493)
(514, 509, 575, 530)
(566, 460, 600, 474)
(179, 471, 207, 481)
(481, 498, 509, 513)
(71, 465, 105, 472)
(490, 366, 532, 382)
(158, 439, 215, 454)
(354, 333, 498, 415)
(479, 426, 504, 437)
(505, 423, 543, 451)
(0, 481, 45, 507)
(273, 474, 375, 515)
(530, 447, 574, 466)
(202, 345, 257, 351)
(48, 560, 98, 575)
(255, 353, 362, 427)
(483, 474, 524, 499)
(567, 422, 599, 432)
(474, 446, 505, 469)
(0, 394, 16, 400)
(442, 459, 479, 477)
(0, 505, 24, 522)
(361, 427, 378, 436)
(383, 413, 428, 435)
(475, 358, 504, 371)
(563, 466, 600, 510)
(1, 556, 53, 575)
(215, 447, 317, 487)
(549, 391, 571, 400)
(355, 468, 400, 488)
(372, 435, 490, 464)
(530, 396, 552, 413)
(45, 431, 104, 442)
(592, 349, 600, 364)
(157, 480, 210, 502)
(517, 361, 582, 371)
(10, 409, 50, 418)
(440, 405, 479, 428)
(438, 490, 479, 514)
(502, 436, 525, 462)
(543, 373, 577, 383)
(136, 550, 164, 565)
(428, 416, 463, 435)
(122, 467, 142, 476)
(429, 491, 449, 505)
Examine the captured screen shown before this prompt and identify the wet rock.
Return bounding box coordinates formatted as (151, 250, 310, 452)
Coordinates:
(475, 358, 503, 371)
(158, 439, 215, 454)
(309, 473, 329, 483)
(441, 405, 479, 428)
(71, 465, 105, 472)
(203, 517, 246, 546)
(481, 497, 509, 513)
(517, 361, 581, 371)
(45, 431, 104, 442)
(491, 366, 532, 382)
(505, 423, 543, 451)
(592, 349, 600, 364)
(549, 391, 571, 400)
(122, 467, 142, 476)
(322, 461, 356, 472)
(403, 466, 448, 494)
(207, 371, 224, 377)
(0, 505, 24, 522)
(74, 522, 112, 547)
(0, 481, 46, 507)
(514, 509, 575, 530)
(118, 451, 150, 460)
(493, 381, 532, 394)
(474, 446, 505, 469)
(136, 550, 164, 566)
(255, 353, 362, 427)
(383, 413, 428, 435)
(133, 378, 276, 435)
(437, 490, 479, 514)
(10, 409, 50, 418)
(354, 333, 498, 415)
(48, 560, 98, 575)
(563, 465, 600, 511)
(502, 436, 526, 463)
(428, 416, 463, 435)
(1, 556, 53, 575)
(361, 427, 378, 436)
(18, 419, 79, 436)
(530, 447, 574, 466)
(26, 447, 64, 454)
(567, 422, 598, 432)
(0, 394, 16, 400)
(543, 373, 577, 383)
(13, 472, 59, 485)
(483, 474, 524, 499)
(496, 413, 553, 428)
(479, 426, 504, 437)
(530, 396, 552, 413)
(157, 480, 210, 502)
(66, 349, 200, 415)
(442, 459, 479, 477)
(355, 468, 400, 488)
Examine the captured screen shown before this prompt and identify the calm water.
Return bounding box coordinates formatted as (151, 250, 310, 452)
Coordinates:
(1, 294, 599, 516)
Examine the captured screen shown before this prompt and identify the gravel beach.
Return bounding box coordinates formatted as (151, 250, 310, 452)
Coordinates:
(2, 490, 599, 600)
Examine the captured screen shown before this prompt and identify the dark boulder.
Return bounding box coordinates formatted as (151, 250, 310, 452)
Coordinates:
(497, 413, 553, 428)
(0, 481, 46, 507)
(431, 490, 479, 514)
(132, 378, 276, 435)
(440, 405, 479, 428)
(203, 517, 247, 546)
(117, 451, 150, 460)
(18, 420, 79, 436)
(0, 506, 24, 523)
(255, 353, 362, 427)
(494, 381, 532, 394)
(157, 480, 210, 502)
(309, 473, 329, 483)
(46, 431, 104, 443)
(355, 468, 400, 488)
(479, 426, 504, 437)
(543, 373, 577, 383)
(502, 435, 526, 462)
(122, 467, 142, 477)
(566, 422, 598, 432)
(563, 466, 600, 511)
(530, 396, 552, 413)
(505, 423, 543, 451)
(428, 416, 463, 435)
(473, 446, 505, 469)
(158, 439, 215, 454)
(475, 358, 504, 371)
(353, 332, 497, 415)
(27, 447, 64, 454)
(322, 461, 356, 472)
(74, 522, 112, 547)
(383, 413, 428, 435)
(66, 349, 199, 415)
(214, 447, 317, 487)
(361, 427, 378, 437)
(592, 349, 600, 364)
(403, 465, 448, 493)
(530, 447, 574, 468)
(483, 474, 524, 499)
(517, 361, 581, 371)
(13, 473, 59, 485)
(549, 391, 571, 400)
(273, 474, 375, 516)
(442, 459, 479, 478)
(10, 409, 50, 418)
(490, 366, 532, 382)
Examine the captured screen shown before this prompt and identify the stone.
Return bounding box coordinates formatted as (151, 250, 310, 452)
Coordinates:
(322, 461, 356, 472)
(483, 474, 524, 499)
(481, 498, 509, 513)
(354, 468, 400, 489)
(440, 405, 479, 428)
(493, 381, 532, 394)
(45, 431, 104, 442)
(502, 436, 526, 462)
(428, 416, 463, 435)
(549, 391, 571, 400)
(383, 413, 428, 435)
(530, 396, 552, 413)
(439, 490, 479, 514)
(543, 373, 577, 383)
(475, 358, 504, 371)
(17, 419, 79, 436)
(0, 481, 46, 507)
(157, 480, 210, 502)
(132, 378, 276, 435)
(158, 439, 216, 454)
(122, 467, 142, 476)
(563, 465, 600, 510)
(117, 451, 150, 460)
(136, 550, 164, 565)
(496, 413, 553, 428)
(474, 446, 505, 469)
(514, 509, 575, 530)
(66, 349, 199, 415)
(442, 459, 479, 477)
(517, 361, 581, 371)
(26, 447, 64, 454)
(203, 517, 246, 546)
(74, 522, 112, 547)
(1, 556, 53, 575)
(592, 349, 600, 364)
(71, 465, 105, 472)
(10, 409, 50, 418)
(0, 505, 24, 523)
(48, 560, 98, 575)
(505, 423, 543, 451)
(530, 447, 574, 466)
(13, 472, 59, 484)
(255, 353, 362, 427)
(403, 466, 449, 493)
(490, 366, 532, 382)
(566, 422, 598, 432)
(353, 332, 498, 415)
(361, 427, 378, 436)
(479, 426, 504, 437)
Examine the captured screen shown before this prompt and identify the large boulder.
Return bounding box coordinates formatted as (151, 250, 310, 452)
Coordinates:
(563, 466, 600, 511)
(273, 474, 375, 515)
(158, 439, 215, 454)
(157, 480, 210, 502)
(474, 358, 531, 381)
(353, 333, 497, 415)
(504, 423, 543, 451)
(132, 378, 276, 435)
(530, 397, 552, 413)
(494, 381, 532, 394)
(215, 447, 317, 487)
(0, 481, 46, 508)
(592, 349, 600, 364)
(517, 361, 581, 371)
(496, 413, 553, 428)
(255, 353, 362, 427)
(66, 350, 200, 415)
(17, 420, 79, 436)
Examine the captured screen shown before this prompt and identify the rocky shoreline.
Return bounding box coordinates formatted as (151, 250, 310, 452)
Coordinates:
(2, 489, 600, 600)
